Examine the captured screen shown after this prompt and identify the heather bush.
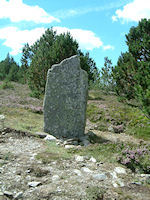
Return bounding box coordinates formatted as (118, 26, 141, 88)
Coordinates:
(25, 105, 43, 114)
(118, 144, 150, 174)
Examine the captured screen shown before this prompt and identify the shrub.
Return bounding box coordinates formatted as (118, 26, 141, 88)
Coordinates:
(0, 80, 14, 90)
(118, 144, 150, 174)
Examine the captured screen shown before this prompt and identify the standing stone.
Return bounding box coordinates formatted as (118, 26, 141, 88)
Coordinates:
(43, 55, 88, 139)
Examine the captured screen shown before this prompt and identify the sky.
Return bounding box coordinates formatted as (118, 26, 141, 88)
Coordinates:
(0, 0, 150, 69)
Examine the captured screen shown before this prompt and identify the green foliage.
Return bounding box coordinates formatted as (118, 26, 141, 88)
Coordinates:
(113, 19, 150, 118)
(126, 18, 150, 62)
(21, 28, 98, 97)
(0, 53, 20, 82)
(80, 51, 98, 82)
(89, 57, 115, 92)
(100, 57, 115, 92)
(0, 80, 14, 90)
(113, 52, 137, 99)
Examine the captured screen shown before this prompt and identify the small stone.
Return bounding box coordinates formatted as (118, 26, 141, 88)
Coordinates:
(4, 191, 13, 198)
(44, 135, 57, 141)
(75, 155, 84, 162)
(82, 139, 90, 146)
(81, 167, 93, 173)
(112, 178, 125, 188)
(92, 173, 107, 181)
(111, 171, 118, 179)
(73, 169, 82, 176)
(114, 167, 126, 174)
(108, 125, 114, 132)
(0, 115, 5, 120)
(132, 182, 142, 186)
(14, 192, 23, 199)
(89, 157, 96, 163)
(52, 175, 60, 181)
(35, 132, 48, 138)
(28, 181, 42, 187)
(65, 145, 75, 149)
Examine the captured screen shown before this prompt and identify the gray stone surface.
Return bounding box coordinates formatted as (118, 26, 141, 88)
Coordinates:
(43, 55, 88, 139)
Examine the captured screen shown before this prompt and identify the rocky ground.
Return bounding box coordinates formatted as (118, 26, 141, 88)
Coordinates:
(0, 126, 150, 200)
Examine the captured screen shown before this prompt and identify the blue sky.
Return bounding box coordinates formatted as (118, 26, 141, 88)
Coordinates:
(0, 0, 150, 69)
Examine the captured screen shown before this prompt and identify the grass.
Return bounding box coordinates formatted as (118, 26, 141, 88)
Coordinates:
(88, 90, 105, 100)
(87, 90, 150, 141)
(72, 143, 120, 163)
(36, 141, 73, 163)
(36, 135, 122, 164)
(1, 106, 43, 133)
(85, 186, 106, 200)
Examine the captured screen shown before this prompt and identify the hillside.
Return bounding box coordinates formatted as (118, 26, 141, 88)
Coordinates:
(0, 81, 150, 200)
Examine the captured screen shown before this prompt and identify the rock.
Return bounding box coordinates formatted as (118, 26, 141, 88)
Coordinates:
(111, 171, 125, 188)
(111, 171, 118, 179)
(132, 182, 142, 186)
(89, 157, 97, 163)
(81, 167, 93, 174)
(65, 145, 75, 149)
(52, 175, 60, 181)
(14, 192, 23, 199)
(35, 132, 48, 138)
(73, 169, 82, 176)
(4, 191, 13, 198)
(108, 125, 114, 132)
(114, 167, 126, 174)
(28, 181, 42, 187)
(79, 135, 90, 146)
(82, 139, 90, 146)
(75, 155, 84, 162)
(112, 179, 125, 188)
(43, 55, 88, 139)
(92, 173, 107, 181)
(44, 135, 57, 141)
(64, 138, 78, 146)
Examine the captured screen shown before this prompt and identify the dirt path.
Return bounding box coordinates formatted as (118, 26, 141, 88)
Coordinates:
(86, 119, 150, 145)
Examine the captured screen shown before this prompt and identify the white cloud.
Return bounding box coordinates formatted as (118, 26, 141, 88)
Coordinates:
(0, 26, 46, 55)
(54, 1, 130, 19)
(112, 0, 150, 22)
(53, 26, 103, 50)
(0, 0, 60, 23)
(0, 26, 114, 55)
(103, 45, 115, 51)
